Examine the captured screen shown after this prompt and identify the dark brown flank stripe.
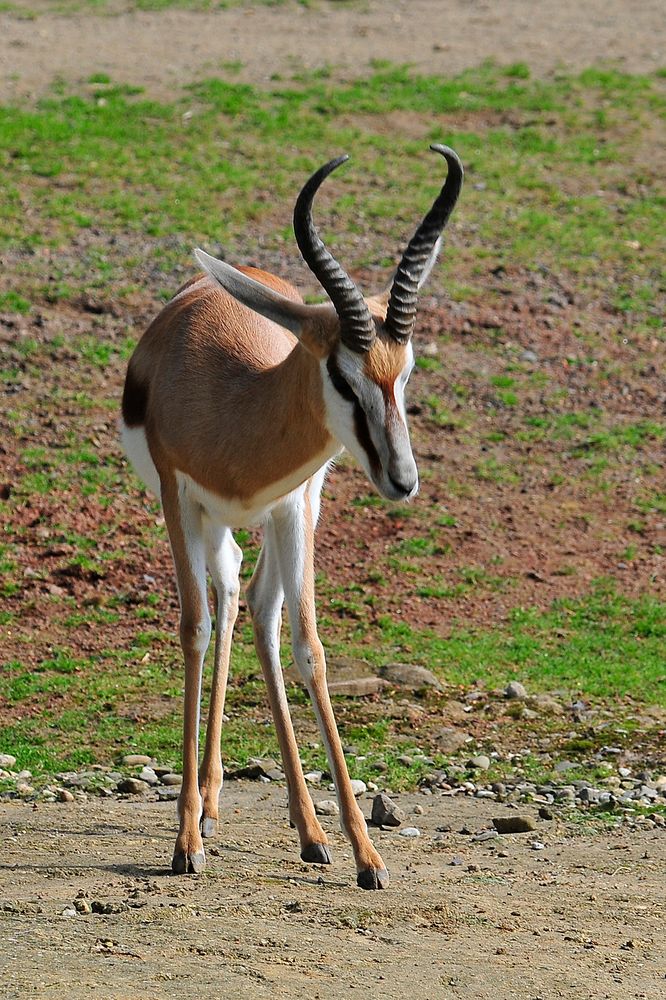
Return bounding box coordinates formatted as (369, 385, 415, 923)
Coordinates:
(326, 355, 381, 475)
(122, 364, 148, 427)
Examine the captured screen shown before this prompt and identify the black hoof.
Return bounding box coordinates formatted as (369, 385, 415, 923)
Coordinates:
(357, 867, 390, 890)
(201, 816, 218, 839)
(171, 849, 206, 875)
(301, 842, 333, 865)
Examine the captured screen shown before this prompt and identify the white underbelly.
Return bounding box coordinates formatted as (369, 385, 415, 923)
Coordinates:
(121, 421, 340, 528)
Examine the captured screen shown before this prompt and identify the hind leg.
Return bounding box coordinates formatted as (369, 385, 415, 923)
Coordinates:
(198, 520, 242, 838)
(160, 472, 210, 874)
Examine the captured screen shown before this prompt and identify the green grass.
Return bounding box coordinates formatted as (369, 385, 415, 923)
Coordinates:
(1, 61, 665, 790)
(2, 582, 663, 782)
(0, 63, 664, 321)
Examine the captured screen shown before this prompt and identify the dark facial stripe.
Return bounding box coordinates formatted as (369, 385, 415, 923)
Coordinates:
(326, 354, 380, 475)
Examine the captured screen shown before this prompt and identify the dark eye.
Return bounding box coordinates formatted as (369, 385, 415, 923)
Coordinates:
(326, 356, 358, 403)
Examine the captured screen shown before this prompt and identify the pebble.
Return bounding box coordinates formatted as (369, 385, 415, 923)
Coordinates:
(314, 799, 339, 817)
(157, 787, 180, 801)
(74, 898, 92, 914)
(538, 806, 554, 820)
(138, 767, 159, 785)
(412, 804, 424, 815)
(399, 827, 421, 838)
(371, 793, 405, 827)
(57, 789, 75, 803)
(159, 773, 182, 786)
(530, 841, 546, 851)
(61, 907, 77, 918)
(116, 778, 149, 795)
(16, 782, 35, 796)
(492, 816, 537, 834)
(467, 755, 491, 771)
(122, 754, 152, 767)
(378, 662, 444, 692)
(350, 779, 367, 798)
(471, 830, 498, 843)
(505, 681, 527, 700)
(0, 754, 16, 769)
(304, 771, 323, 784)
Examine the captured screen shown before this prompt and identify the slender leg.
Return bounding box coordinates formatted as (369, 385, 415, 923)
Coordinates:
(198, 520, 242, 839)
(271, 481, 389, 890)
(160, 472, 210, 874)
(247, 521, 331, 865)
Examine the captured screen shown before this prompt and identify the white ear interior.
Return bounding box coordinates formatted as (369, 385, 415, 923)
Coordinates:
(194, 248, 307, 336)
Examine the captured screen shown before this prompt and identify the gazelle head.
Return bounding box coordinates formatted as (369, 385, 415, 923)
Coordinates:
(196, 144, 463, 502)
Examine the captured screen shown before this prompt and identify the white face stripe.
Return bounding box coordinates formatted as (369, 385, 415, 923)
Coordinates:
(320, 340, 418, 499)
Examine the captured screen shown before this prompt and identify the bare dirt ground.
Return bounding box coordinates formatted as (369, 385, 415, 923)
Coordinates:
(0, 0, 665, 103)
(2, 788, 665, 999)
(1, 3, 665, 998)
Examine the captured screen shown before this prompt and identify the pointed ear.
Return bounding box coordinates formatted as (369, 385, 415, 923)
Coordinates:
(195, 248, 330, 341)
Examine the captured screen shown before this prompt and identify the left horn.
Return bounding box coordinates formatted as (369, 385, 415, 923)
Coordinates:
(293, 156, 376, 354)
(385, 144, 464, 344)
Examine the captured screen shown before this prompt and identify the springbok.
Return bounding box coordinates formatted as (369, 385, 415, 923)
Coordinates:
(121, 144, 463, 889)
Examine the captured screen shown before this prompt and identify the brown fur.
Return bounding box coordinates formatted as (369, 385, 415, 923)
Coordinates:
(125, 270, 334, 504)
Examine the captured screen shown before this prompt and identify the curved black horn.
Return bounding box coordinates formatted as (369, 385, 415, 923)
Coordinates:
(385, 144, 464, 344)
(293, 156, 376, 353)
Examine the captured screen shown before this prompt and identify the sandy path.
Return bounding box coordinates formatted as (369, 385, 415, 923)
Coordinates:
(1, 786, 665, 999)
(1, 0, 665, 103)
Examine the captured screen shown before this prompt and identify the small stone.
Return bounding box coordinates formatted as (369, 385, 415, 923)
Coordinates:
(520, 349, 538, 364)
(538, 806, 554, 821)
(0, 754, 16, 769)
(350, 779, 367, 798)
(412, 804, 424, 815)
(116, 778, 149, 795)
(530, 841, 546, 851)
(505, 681, 527, 699)
(554, 760, 577, 773)
(16, 782, 35, 796)
(57, 789, 75, 803)
(314, 799, 339, 817)
(371, 793, 405, 827)
(304, 771, 323, 784)
(449, 855, 464, 866)
(138, 767, 159, 785)
(122, 754, 152, 767)
(74, 898, 92, 914)
(618, 767, 632, 778)
(432, 727, 470, 753)
(399, 827, 421, 838)
(159, 772, 182, 786)
(61, 907, 77, 919)
(467, 755, 491, 771)
(471, 830, 498, 843)
(527, 694, 564, 716)
(378, 663, 444, 692)
(492, 816, 537, 834)
(157, 787, 180, 801)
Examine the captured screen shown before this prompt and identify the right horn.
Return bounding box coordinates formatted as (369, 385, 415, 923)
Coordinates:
(385, 145, 464, 344)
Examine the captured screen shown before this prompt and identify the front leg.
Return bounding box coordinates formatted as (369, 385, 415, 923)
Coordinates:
(271, 484, 389, 890)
